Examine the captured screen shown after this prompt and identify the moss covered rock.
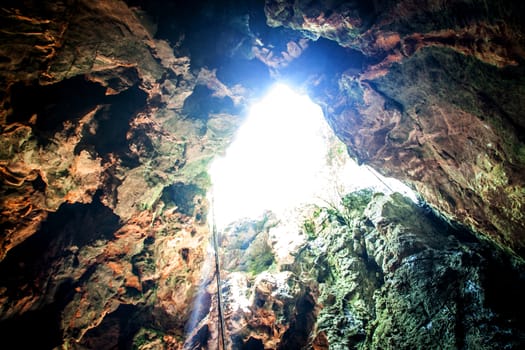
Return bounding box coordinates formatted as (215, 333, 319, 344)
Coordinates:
(296, 190, 524, 349)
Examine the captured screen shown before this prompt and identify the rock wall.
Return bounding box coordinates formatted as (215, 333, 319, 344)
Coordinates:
(0, 0, 524, 348)
(0, 0, 240, 347)
(295, 190, 524, 349)
(184, 191, 524, 349)
(264, 0, 525, 256)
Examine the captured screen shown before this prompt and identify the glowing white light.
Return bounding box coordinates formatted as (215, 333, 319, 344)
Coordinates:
(209, 84, 326, 227)
(209, 83, 417, 228)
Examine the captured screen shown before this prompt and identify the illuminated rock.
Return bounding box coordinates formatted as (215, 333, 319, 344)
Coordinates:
(0, 0, 524, 348)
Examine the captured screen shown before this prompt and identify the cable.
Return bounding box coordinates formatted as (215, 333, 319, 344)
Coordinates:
(210, 190, 227, 350)
(365, 165, 395, 193)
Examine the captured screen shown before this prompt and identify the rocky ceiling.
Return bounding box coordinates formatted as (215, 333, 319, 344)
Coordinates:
(0, 0, 524, 349)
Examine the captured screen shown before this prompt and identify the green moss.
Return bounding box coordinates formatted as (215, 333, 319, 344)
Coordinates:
(139, 184, 164, 211)
(246, 248, 275, 275)
(342, 189, 374, 216)
(224, 215, 278, 276)
(132, 328, 165, 350)
(180, 157, 213, 189)
(297, 187, 525, 349)
(244, 232, 276, 275)
(303, 218, 317, 240)
(294, 189, 391, 348)
(502, 186, 525, 224)
(323, 188, 374, 226)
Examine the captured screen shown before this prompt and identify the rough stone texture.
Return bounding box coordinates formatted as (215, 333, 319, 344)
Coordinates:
(185, 191, 525, 349)
(296, 190, 525, 349)
(0, 0, 524, 349)
(264, 0, 525, 257)
(0, 0, 240, 348)
(182, 213, 320, 350)
(0, 0, 243, 261)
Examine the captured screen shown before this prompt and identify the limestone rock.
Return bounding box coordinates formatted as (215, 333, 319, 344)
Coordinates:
(296, 191, 524, 349)
(265, 0, 525, 257)
(0, 0, 524, 348)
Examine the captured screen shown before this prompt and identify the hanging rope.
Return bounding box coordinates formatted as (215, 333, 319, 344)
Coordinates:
(365, 165, 395, 193)
(210, 191, 227, 350)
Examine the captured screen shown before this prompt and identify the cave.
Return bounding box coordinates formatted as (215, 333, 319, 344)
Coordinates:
(0, 0, 524, 349)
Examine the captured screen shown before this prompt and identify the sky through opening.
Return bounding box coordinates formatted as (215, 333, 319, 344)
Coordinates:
(209, 83, 417, 229)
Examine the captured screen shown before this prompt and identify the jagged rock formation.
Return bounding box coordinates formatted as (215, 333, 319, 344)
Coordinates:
(264, 0, 525, 256)
(297, 190, 524, 349)
(0, 0, 239, 347)
(183, 191, 524, 349)
(0, 0, 524, 349)
(184, 214, 320, 349)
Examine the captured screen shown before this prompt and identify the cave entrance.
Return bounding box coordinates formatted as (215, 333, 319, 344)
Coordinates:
(208, 83, 416, 230)
(193, 83, 417, 347)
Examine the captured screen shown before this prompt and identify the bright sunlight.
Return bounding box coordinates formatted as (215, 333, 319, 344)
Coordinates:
(209, 83, 417, 228)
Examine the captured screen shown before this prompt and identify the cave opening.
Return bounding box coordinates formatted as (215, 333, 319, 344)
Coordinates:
(208, 82, 417, 230)
(1, 0, 524, 348)
(190, 82, 420, 347)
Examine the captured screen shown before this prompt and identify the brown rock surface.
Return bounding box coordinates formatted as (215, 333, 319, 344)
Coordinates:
(0, 0, 238, 347)
(265, 0, 525, 256)
(0, 0, 524, 348)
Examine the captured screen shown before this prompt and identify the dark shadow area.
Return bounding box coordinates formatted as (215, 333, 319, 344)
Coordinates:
(182, 85, 240, 121)
(277, 291, 316, 350)
(8, 75, 147, 166)
(0, 278, 75, 350)
(482, 250, 525, 328)
(76, 84, 147, 162)
(0, 195, 121, 348)
(416, 200, 481, 244)
(0, 194, 120, 301)
(184, 324, 210, 349)
(8, 76, 107, 143)
(80, 304, 143, 350)
(161, 182, 204, 216)
(243, 337, 264, 350)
